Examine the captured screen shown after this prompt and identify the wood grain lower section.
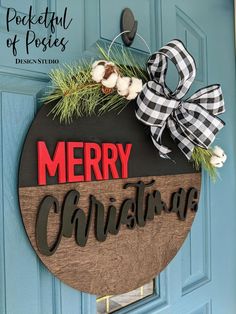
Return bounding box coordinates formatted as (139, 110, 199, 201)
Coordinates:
(19, 173, 201, 295)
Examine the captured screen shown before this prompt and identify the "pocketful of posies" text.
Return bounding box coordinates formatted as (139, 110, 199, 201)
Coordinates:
(6, 6, 72, 56)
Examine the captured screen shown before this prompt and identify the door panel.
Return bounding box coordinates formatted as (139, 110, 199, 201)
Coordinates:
(161, 1, 236, 313)
(181, 176, 211, 296)
(1, 93, 38, 314)
(0, 1, 235, 314)
(0, 91, 40, 314)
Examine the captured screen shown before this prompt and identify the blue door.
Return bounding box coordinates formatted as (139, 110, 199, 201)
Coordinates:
(0, 1, 236, 313)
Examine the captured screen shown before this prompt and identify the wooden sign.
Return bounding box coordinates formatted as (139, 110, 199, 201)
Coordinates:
(18, 101, 201, 295)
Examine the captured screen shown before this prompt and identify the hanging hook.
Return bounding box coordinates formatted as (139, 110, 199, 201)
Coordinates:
(120, 8, 138, 46)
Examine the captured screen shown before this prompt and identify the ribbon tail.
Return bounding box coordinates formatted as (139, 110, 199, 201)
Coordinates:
(167, 118, 195, 160)
(151, 124, 172, 159)
(151, 136, 172, 159)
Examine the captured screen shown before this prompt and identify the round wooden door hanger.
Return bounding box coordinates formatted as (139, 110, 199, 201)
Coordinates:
(19, 101, 201, 295)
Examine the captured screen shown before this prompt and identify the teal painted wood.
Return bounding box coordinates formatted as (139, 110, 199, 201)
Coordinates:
(162, 1, 236, 313)
(0, 92, 39, 314)
(0, 0, 236, 313)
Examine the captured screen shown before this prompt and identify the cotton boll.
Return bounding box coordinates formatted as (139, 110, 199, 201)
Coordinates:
(126, 91, 138, 100)
(213, 146, 227, 163)
(92, 60, 106, 69)
(91, 65, 105, 83)
(92, 60, 119, 91)
(117, 76, 130, 91)
(102, 72, 119, 88)
(129, 77, 143, 94)
(125, 77, 143, 100)
(106, 61, 116, 67)
(92, 60, 100, 69)
(117, 76, 130, 96)
(118, 89, 129, 97)
(91, 60, 117, 84)
(213, 145, 224, 157)
(210, 155, 224, 168)
(221, 153, 227, 163)
(209, 145, 227, 169)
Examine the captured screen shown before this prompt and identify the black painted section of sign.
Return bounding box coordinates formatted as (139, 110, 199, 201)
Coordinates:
(19, 101, 198, 187)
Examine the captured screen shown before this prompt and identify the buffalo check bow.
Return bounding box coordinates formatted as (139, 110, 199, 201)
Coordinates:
(136, 39, 225, 160)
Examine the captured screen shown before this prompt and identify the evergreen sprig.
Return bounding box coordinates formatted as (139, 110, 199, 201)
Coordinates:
(191, 146, 217, 181)
(97, 45, 149, 82)
(42, 63, 118, 123)
(42, 46, 149, 123)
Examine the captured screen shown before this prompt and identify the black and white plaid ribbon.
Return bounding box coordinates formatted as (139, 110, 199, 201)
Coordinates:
(136, 39, 225, 159)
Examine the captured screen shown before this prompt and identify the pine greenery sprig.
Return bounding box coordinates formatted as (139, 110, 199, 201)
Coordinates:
(97, 45, 149, 82)
(191, 146, 218, 181)
(42, 46, 149, 123)
(42, 63, 118, 123)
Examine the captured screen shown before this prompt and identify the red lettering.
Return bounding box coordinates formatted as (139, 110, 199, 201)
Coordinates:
(38, 141, 66, 185)
(84, 143, 103, 181)
(117, 144, 132, 178)
(102, 143, 119, 180)
(67, 142, 84, 182)
(37, 141, 132, 184)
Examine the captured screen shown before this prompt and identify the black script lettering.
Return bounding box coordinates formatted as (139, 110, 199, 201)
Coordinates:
(92, 196, 137, 239)
(170, 188, 187, 220)
(6, 8, 16, 32)
(124, 180, 155, 227)
(91, 195, 108, 242)
(36, 196, 62, 256)
(42, 7, 72, 33)
(62, 190, 92, 247)
(26, 30, 69, 54)
(145, 190, 167, 220)
(62, 7, 73, 30)
(35, 182, 200, 256)
(6, 35, 19, 56)
(6, 6, 72, 33)
(105, 204, 121, 235)
(120, 199, 136, 230)
(187, 188, 199, 212)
